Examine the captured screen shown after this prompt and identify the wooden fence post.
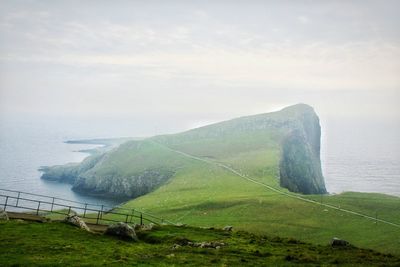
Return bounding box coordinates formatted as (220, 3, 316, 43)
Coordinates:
(4, 196, 8, 211)
(129, 209, 134, 224)
(16, 192, 20, 206)
(140, 213, 143, 225)
(36, 201, 41, 215)
(51, 197, 55, 212)
(96, 211, 100, 224)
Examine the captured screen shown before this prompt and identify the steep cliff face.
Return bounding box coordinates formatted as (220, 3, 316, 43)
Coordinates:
(72, 168, 175, 198)
(279, 104, 327, 194)
(41, 141, 181, 199)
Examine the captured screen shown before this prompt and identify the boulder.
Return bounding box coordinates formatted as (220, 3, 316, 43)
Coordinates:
(105, 222, 138, 241)
(64, 215, 90, 232)
(223, 226, 233, 231)
(140, 223, 155, 231)
(0, 209, 8, 221)
(331, 237, 350, 247)
(134, 222, 157, 232)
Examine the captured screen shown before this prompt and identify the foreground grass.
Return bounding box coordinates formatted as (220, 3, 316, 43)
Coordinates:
(116, 160, 400, 255)
(1, 220, 399, 266)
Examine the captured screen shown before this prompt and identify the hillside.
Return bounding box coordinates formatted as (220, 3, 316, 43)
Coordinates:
(1, 220, 399, 266)
(40, 104, 400, 255)
(41, 103, 326, 197)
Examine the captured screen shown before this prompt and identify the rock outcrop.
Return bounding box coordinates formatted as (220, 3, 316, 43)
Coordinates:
(64, 215, 90, 232)
(41, 145, 175, 199)
(223, 226, 233, 231)
(279, 104, 327, 194)
(72, 168, 174, 199)
(105, 222, 138, 241)
(331, 237, 350, 247)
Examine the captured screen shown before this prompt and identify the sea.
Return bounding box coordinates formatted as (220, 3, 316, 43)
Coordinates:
(321, 118, 400, 197)
(0, 115, 399, 209)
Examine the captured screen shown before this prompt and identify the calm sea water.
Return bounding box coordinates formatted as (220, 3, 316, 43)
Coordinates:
(321, 119, 400, 197)
(0, 116, 399, 207)
(0, 117, 123, 207)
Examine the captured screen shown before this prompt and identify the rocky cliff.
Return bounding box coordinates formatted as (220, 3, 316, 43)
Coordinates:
(278, 104, 327, 194)
(40, 140, 179, 199)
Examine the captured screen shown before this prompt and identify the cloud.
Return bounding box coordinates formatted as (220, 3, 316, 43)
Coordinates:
(0, 1, 399, 121)
(2, 39, 399, 92)
(298, 16, 310, 24)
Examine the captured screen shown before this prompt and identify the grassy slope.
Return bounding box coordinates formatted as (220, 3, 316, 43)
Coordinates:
(106, 139, 400, 255)
(118, 160, 400, 255)
(44, 105, 399, 255)
(1, 220, 399, 266)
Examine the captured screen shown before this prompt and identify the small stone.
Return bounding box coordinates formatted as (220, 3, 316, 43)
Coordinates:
(223, 226, 233, 231)
(171, 244, 181, 250)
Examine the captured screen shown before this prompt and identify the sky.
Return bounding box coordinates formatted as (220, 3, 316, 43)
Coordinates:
(0, 0, 399, 136)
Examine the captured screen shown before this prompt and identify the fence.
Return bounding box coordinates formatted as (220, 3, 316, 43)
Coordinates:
(0, 188, 175, 226)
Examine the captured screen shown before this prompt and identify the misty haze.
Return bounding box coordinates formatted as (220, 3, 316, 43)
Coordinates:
(0, 1, 399, 266)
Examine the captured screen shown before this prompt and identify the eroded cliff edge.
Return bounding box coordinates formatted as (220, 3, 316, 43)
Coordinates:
(278, 104, 327, 194)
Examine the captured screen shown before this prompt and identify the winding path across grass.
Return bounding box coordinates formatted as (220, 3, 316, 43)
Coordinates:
(154, 141, 400, 228)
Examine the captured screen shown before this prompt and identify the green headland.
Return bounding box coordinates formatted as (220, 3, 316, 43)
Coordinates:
(37, 104, 400, 256)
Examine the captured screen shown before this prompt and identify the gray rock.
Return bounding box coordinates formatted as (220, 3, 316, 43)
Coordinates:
(171, 244, 181, 250)
(105, 222, 138, 241)
(64, 215, 90, 232)
(188, 241, 226, 249)
(223, 226, 233, 231)
(279, 105, 327, 194)
(330, 237, 350, 247)
(0, 209, 9, 221)
(134, 222, 156, 231)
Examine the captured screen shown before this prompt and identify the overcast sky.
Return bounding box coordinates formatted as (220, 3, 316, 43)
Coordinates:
(0, 0, 399, 135)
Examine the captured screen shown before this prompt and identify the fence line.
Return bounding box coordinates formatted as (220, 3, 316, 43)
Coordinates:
(154, 142, 400, 228)
(0, 189, 175, 226)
